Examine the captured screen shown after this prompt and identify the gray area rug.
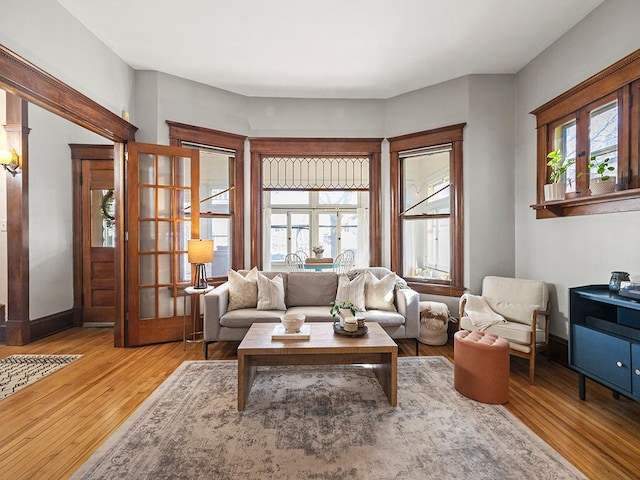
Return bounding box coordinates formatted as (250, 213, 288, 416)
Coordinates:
(0, 354, 81, 400)
(72, 357, 586, 479)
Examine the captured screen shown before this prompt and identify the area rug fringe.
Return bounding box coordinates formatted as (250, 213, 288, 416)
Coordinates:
(71, 357, 586, 480)
(0, 354, 81, 400)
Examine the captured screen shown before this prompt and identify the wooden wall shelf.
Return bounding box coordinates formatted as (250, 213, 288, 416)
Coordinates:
(530, 188, 640, 218)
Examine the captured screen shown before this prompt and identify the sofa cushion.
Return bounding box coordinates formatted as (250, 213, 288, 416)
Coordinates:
(335, 273, 366, 312)
(286, 306, 334, 322)
(365, 271, 397, 312)
(227, 267, 259, 311)
(360, 310, 405, 327)
(257, 272, 286, 310)
(220, 308, 284, 328)
(286, 272, 338, 307)
(459, 316, 545, 352)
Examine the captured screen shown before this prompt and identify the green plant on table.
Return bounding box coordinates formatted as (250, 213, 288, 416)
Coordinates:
(329, 300, 361, 318)
(588, 156, 615, 181)
(546, 149, 574, 183)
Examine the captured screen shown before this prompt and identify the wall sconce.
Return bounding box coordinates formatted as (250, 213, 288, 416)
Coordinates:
(0, 148, 21, 176)
(188, 239, 214, 289)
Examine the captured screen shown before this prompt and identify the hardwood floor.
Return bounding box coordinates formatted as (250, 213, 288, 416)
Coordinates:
(1, 327, 639, 479)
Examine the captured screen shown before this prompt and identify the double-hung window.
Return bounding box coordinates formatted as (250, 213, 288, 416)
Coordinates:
(168, 121, 246, 281)
(389, 124, 465, 296)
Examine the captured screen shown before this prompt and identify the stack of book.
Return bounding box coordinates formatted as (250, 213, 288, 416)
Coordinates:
(305, 257, 333, 264)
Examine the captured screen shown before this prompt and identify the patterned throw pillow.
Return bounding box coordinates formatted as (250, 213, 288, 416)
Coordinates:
(257, 272, 287, 310)
(227, 267, 259, 311)
(335, 274, 366, 312)
(365, 271, 397, 312)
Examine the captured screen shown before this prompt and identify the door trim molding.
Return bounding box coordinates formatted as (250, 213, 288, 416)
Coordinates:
(0, 44, 137, 142)
(70, 145, 115, 330)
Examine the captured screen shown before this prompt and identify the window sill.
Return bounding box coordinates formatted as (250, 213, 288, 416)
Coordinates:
(406, 280, 465, 297)
(530, 188, 640, 218)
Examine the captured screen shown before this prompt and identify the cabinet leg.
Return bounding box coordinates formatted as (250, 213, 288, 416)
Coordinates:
(578, 373, 586, 401)
(612, 390, 620, 400)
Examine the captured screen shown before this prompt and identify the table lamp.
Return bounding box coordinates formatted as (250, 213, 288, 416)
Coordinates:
(188, 239, 214, 289)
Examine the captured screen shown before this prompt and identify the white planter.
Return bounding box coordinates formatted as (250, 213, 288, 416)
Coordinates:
(543, 183, 565, 202)
(589, 178, 616, 196)
(339, 309, 352, 326)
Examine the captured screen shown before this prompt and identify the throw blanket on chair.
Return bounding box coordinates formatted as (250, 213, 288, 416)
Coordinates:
(462, 294, 506, 331)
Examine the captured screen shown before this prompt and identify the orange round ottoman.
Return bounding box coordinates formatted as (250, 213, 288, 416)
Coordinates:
(454, 330, 510, 404)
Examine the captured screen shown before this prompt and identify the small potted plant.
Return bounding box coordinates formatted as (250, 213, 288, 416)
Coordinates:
(329, 300, 361, 326)
(588, 156, 616, 195)
(312, 245, 325, 258)
(544, 149, 574, 201)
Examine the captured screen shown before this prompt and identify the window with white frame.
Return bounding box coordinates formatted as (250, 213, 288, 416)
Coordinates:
(263, 190, 368, 270)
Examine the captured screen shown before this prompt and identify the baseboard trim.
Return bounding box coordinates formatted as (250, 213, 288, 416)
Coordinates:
(30, 310, 75, 342)
(548, 334, 568, 366)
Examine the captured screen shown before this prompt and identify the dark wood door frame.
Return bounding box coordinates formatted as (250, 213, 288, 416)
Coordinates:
(2, 94, 30, 345)
(70, 145, 115, 328)
(0, 43, 137, 346)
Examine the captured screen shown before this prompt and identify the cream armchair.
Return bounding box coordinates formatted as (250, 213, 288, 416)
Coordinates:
(458, 276, 550, 384)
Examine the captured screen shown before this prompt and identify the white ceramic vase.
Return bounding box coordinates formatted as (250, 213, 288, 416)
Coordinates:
(543, 182, 565, 202)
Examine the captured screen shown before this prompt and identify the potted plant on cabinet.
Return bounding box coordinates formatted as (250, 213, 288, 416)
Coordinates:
(544, 149, 574, 201)
(588, 156, 616, 195)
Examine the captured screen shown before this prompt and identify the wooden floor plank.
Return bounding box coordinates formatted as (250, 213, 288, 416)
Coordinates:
(1, 328, 639, 479)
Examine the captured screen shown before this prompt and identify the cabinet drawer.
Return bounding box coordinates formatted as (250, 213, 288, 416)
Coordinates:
(633, 344, 640, 396)
(572, 325, 631, 392)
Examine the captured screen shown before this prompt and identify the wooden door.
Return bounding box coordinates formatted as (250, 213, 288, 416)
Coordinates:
(126, 142, 200, 346)
(81, 159, 116, 324)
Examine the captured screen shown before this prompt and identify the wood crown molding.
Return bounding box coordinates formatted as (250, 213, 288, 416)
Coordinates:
(166, 121, 247, 149)
(531, 47, 640, 126)
(0, 43, 137, 142)
(249, 137, 383, 155)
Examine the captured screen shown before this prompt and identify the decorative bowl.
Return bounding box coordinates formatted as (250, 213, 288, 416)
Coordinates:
(280, 313, 306, 333)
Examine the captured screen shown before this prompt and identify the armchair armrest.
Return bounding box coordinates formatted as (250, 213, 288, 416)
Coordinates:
(203, 282, 229, 342)
(396, 288, 420, 338)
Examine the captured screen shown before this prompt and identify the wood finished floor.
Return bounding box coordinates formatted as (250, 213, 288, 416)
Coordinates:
(1, 327, 639, 480)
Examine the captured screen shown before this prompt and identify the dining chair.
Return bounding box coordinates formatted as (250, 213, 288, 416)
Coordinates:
(284, 253, 304, 271)
(333, 250, 355, 274)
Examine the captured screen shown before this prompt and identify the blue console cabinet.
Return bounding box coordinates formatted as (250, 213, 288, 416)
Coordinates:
(569, 285, 640, 401)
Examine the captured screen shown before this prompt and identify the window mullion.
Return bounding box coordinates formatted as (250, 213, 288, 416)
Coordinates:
(618, 86, 631, 190)
(576, 108, 590, 195)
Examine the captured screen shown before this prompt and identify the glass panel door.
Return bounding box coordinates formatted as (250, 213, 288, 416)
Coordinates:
(127, 142, 199, 346)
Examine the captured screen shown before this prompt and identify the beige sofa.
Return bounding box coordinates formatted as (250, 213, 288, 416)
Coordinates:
(203, 267, 420, 358)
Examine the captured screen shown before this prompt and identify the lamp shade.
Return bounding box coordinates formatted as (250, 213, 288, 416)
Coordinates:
(188, 239, 214, 264)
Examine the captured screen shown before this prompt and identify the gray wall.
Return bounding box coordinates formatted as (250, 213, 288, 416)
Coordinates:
(28, 104, 105, 319)
(0, 0, 133, 319)
(515, 0, 640, 338)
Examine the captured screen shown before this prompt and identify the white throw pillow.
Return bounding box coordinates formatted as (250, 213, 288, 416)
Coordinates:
(257, 272, 287, 310)
(334, 274, 366, 312)
(227, 267, 258, 311)
(485, 297, 540, 326)
(365, 271, 397, 312)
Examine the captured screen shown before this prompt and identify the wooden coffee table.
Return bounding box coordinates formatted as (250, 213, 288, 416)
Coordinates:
(237, 322, 398, 410)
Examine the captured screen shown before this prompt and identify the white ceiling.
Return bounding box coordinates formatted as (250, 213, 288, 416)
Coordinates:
(56, 0, 605, 99)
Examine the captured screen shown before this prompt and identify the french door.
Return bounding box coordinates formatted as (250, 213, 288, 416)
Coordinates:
(126, 142, 200, 346)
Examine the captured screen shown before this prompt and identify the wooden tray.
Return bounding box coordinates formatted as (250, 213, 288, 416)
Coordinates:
(333, 322, 368, 337)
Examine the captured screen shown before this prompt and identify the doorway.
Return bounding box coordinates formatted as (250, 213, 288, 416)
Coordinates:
(71, 145, 115, 326)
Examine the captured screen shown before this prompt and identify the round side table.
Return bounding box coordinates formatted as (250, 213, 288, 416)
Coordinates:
(183, 285, 214, 349)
